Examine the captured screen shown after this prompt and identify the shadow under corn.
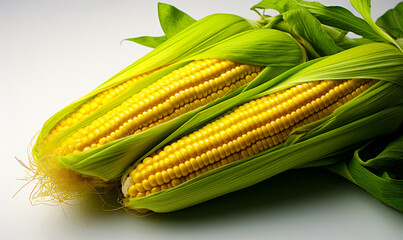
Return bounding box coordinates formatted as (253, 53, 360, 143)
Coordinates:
(82, 168, 359, 223)
(143, 168, 350, 223)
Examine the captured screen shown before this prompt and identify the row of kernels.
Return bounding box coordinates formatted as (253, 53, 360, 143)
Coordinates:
(91, 60, 236, 147)
(49, 76, 141, 138)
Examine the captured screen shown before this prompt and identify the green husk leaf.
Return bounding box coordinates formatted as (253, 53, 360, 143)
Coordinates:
(357, 131, 403, 178)
(282, 8, 339, 57)
(350, 0, 402, 51)
(189, 29, 306, 66)
(328, 129, 403, 211)
(282, 43, 403, 87)
(124, 36, 167, 48)
(376, 2, 403, 39)
(251, 0, 385, 42)
(158, 2, 196, 38)
(124, 3, 195, 48)
(123, 43, 403, 212)
(336, 37, 374, 50)
(50, 28, 305, 181)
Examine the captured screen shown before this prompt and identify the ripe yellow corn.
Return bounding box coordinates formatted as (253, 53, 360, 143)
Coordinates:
(124, 78, 376, 198)
(47, 58, 263, 156)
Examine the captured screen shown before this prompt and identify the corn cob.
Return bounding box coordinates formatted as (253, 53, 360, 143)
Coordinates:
(123, 78, 375, 198)
(46, 58, 262, 156)
(121, 43, 403, 212)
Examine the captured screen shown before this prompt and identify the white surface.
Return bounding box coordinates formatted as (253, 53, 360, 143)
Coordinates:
(1, 0, 402, 239)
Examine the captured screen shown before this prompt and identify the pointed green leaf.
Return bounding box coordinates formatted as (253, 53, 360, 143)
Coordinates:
(158, 2, 196, 38)
(350, 0, 402, 51)
(123, 35, 167, 48)
(124, 3, 195, 48)
(282, 8, 339, 57)
(376, 2, 403, 39)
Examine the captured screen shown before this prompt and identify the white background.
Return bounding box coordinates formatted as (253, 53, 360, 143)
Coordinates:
(1, 0, 402, 239)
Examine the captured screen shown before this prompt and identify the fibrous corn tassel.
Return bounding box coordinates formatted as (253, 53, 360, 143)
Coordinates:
(123, 78, 376, 198)
(46, 58, 262, 156)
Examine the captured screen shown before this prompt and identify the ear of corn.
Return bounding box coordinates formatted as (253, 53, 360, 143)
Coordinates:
(125, 79, 377, 198)
(122, 43, 403, 212)
(29, 22, 305, 204)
